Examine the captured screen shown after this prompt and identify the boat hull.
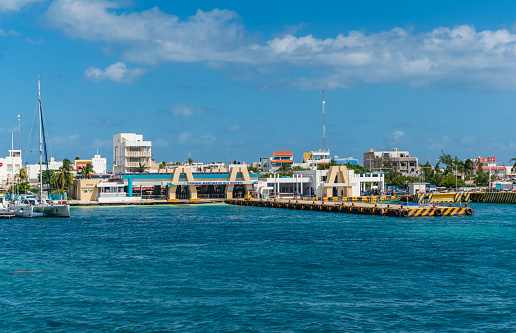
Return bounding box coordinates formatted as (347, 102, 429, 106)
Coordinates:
(13, 204, 70, 218)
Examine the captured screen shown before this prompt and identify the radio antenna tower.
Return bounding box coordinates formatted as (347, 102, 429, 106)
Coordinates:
(322, 90, 326, 151)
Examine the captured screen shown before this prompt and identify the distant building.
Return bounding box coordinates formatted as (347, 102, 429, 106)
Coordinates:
(363, 148, 419, 176)
(472, 157, 506, 179)
(261, 151, 294, 173)
(0, 149, 22, 187)
(334, 156, 359, 165)
(75, 154, 108, 175)
(303, 150, 331, 166)
(25, 157, 63, 182)
(113, 133, 152, 173)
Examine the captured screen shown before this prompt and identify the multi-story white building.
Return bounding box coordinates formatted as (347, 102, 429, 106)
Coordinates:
(113, 133, 152, 173)
(0, 149, 22, 187)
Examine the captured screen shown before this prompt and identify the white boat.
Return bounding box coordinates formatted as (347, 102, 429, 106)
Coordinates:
(10, 78, 70, 218)
(11, 195, 70, 218)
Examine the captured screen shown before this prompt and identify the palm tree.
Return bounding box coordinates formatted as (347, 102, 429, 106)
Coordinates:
(62, 158, 74, 188)
(510, 155, 516, 173)
(136, 162, 147, 173)
(17, 167, 28, 182)
(464, 159, 474, 181)
(80, 163, 94, 179)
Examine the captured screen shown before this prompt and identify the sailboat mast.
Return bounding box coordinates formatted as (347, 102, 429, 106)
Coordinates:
(38, 78, 42, 200)
(11, 133, 14, 193)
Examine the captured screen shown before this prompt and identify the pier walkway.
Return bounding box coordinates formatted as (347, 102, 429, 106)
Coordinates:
(226, 198, 473, 217)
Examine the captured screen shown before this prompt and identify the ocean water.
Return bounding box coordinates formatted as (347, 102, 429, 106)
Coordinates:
(1, 203, 516, 332)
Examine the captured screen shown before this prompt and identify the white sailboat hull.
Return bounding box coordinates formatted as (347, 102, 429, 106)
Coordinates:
(12, 204, 70, 218)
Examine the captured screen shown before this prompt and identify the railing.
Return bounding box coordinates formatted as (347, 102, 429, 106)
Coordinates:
(98, 193, 127, 198)
(125, 162, 150, 167)
(141, 195, 167, 200)
(126, 151, 151, 157)
(198, 194, 225, 199)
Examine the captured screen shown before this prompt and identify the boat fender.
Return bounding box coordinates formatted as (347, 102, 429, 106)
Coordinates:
(394, 210, 400, 217)
(465, 207, 473, 215)
(379, 208, 385, 215)
(434, 208, 443, 216)
(401, 210, 409, 217)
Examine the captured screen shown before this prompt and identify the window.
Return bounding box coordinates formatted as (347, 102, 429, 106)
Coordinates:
(409, 162, 415, 166)
(322, 176, 327, 181)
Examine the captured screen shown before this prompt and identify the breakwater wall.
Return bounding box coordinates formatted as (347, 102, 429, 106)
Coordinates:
(470, 192, 516, 204)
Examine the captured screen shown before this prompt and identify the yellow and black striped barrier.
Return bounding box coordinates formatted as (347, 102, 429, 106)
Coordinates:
(226, 199, 473, 218)
(470, 192, 516, 204)
(412, 192, 471, 204)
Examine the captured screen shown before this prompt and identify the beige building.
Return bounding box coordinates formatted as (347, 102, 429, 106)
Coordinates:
(68, 179, 101, 201)
(364, 148, 419, 176)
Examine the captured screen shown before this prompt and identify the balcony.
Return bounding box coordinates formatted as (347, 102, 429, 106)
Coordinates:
(126, 162, 150, 167)
(126, 151, 151, 157)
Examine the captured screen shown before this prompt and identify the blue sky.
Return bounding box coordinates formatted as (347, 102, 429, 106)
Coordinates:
(1, 0, 516, 169)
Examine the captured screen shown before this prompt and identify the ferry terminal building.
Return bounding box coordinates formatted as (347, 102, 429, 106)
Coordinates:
(69, 165, 384, 202)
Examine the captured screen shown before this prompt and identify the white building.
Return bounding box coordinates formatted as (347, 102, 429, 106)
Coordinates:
(25, 157, 63, 182)
(303, 150, 331, 166)
(256, 167, 385, 198)
(75, 154, 107, 175)
(113, 133, 152, 173)
(0, 149, 22, 187)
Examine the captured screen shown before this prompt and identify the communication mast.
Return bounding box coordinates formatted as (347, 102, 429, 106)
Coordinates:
(322, 90, 326, 151)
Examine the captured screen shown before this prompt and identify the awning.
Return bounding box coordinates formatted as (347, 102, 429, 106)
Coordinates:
(166, 180, 258, 186)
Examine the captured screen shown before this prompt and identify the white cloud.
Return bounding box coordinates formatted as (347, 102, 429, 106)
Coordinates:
(84, 62, 146, 83)
(0, 29, 19, 36)
(51, 134, 79, 145)
(171, 104, 205, 117)
(177, 131, 216, 145)
(0, 0, 42, 12)
(392, 131, 404, 140)
(177, 131, 192, 144)
(45, 1, 516, 91)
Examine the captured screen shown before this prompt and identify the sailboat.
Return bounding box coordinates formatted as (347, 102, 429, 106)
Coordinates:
(10, 78, 70, 218)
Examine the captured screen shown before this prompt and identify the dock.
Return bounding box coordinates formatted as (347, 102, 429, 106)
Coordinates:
(226, 198, 474, 217)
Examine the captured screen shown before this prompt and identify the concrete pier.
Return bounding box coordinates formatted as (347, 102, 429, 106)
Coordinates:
(226, 198, 474, 217)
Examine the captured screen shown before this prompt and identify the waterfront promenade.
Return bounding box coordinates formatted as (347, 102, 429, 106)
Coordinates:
(69, 198, 225, 206)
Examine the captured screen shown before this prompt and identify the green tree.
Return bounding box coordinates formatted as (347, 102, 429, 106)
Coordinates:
(187, 157, 194, 164)
(475, 162, 489, 186)
(317, 160, 340, 170)
(277, 163, 293, 176)
(80, 163, 94, 179)
(135, 162, 147, 173)
(15, 167, 28, 182)
(247, 166, 262, 173)
(510, 154, 516, 173)
(9, 182, 34, 194)
(343, 163, 371, 173)
(464, 159, 474, 182)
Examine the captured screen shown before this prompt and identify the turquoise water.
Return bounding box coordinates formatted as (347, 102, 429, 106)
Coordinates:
(1, 203, 516, 331)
